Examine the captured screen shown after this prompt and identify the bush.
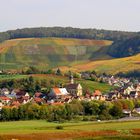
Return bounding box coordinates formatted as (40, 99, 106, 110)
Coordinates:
(73, 115, 83, 121)
(82, 116, 90, 121)
(90, 116, 97, 121)
(58, 118, 65, 123)
(56, 125, 63, 130)
(98, 114, 112, 120)
(109, 105, 122, 118)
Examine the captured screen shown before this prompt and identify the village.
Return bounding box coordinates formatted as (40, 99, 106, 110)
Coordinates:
(0, 72, 140, 116)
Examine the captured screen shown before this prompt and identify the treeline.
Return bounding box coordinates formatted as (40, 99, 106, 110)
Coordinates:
(108, 36, 140, 57)
(0, 99, 140, 122)
(0, 27, 137, 43)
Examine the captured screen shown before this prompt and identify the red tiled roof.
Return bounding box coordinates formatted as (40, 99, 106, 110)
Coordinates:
(34, 97, 42, 103)
(93, 90, 102, 96)
(0, 96, 11, 101)
(35, 92, 42, 97)
(53, 88, 61, 95)
(51, 102, 64, 106)
(11, 101, 20, 107)
(21, 96, 29, 100)
(16, 90, 26, 96)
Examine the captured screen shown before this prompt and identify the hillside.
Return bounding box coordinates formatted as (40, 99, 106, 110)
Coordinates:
(1, 37, 140, 74)
(60, 54, 140, 74)
(0, 37, 112, 70)
(1, 27, 140, 59)
(0, 27, 140, 74)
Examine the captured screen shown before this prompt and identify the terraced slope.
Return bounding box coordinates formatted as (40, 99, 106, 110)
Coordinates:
(0, 38, 112, 70)
(60, 54, 140, 74)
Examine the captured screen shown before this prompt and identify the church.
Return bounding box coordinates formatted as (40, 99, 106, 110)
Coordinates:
(65, 74, 83, 97)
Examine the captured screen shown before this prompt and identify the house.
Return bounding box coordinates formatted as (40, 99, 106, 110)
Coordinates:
(133, 108, 140, 114)
(10, 101, 21, 108)
(130, 91, 138, 98)
(0, 95, 11, 105)
(15, 90, 30, 99)
(0, 70, 3, 74)
(17, 96, 31, 105)
(136, 84, 140, 92)
(122, 109, 132, 117)
(32, 97, 45, 104)
(0, 88, 10, 95)
(124, 85, 135, 95)
(92, 90, 102, 99)
(92, 90, 106, 101)
(5, 94, 16, 99)
(11, 89, 18, 95)
(64, 98, 72, 103)
(0, 102, 4, 110)
(34, 92, 42, 98)
(11, 90, 31, 105)
(107, 92, 118, 100)
(33, 92, 44, 104)
(48, 88, 69, 99)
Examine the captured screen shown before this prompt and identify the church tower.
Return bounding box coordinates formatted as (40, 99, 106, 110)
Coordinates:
(69, 74, 74, 84)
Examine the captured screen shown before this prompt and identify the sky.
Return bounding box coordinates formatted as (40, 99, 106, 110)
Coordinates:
(0, 0, 140, 32)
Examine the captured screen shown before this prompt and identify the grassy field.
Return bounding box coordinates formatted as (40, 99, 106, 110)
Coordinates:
(0, 120, 140, 140)
(0, 37, 112, 70)
(1, 37, 140, 74)
(0, 74, 27, 81)
(60, 53, 140, 74)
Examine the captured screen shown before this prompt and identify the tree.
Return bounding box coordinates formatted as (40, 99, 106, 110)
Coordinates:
(26, 103, 40, 120)
(65, 104, 73, 120)
(70, 100, 83, 115)
(46, 69, 53, 74)
(18, 105, 26, 120)
(10, 108, 19, 120)
(39, 105, 48, 119)
(25, 66, 39, 74)
(56, 68, 62, 76)
(109, 105, 122, 118)
(98, 102, 112, 120)
(0, 108, 11, 121)
(82, 101, 100, 115)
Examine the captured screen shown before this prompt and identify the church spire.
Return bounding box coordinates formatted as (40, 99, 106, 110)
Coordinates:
(70, 74, 74, 84)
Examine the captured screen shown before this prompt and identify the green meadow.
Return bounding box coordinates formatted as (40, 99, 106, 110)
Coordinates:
(0, 74, 27, 81)
(0, 120, 140, 140)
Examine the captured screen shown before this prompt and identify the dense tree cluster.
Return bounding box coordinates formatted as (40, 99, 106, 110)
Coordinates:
(0, 99, 140, 122)
(108, 36, 140, 57)
(0, 27, 137, 43)
(0, 76, 63, 95)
